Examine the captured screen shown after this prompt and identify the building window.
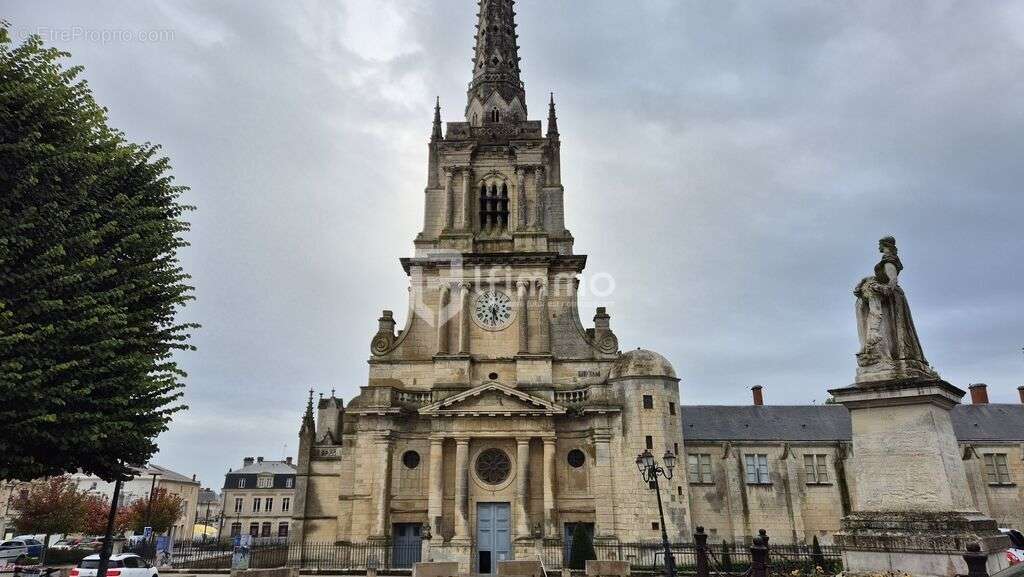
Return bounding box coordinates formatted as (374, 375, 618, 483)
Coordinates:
(669, 402, 676, 415)
(804, 454, 830, 484)
(475, 448, 512, 485)
(249, 523, 259, 537)
(285, 478, 294, 489)
(403, 451, 421, 469)
(257, 476, 272, 489)
(478, 182, 509, 230)
(674, 443, 679, 456)
(687, 454, 713, 484)
(282, 497, 291, 512)
(643, 395, 654, 409)
(252, 498, 262, 512)
(261, 522, 271, 537)
(744, 454, 770, 484)
(567, 449, 586, 468)
(230, 522, 241, 537)
(265, 498, 273, 512)
(984, 453, 1012, 485)
(490, 107, 500, 122)
(278, 523, 289, 538)
(645, 436, 653, 450)
(234, 498, 243, 513)
(651, 522, 659, 530)
(237, 478, 246, 489)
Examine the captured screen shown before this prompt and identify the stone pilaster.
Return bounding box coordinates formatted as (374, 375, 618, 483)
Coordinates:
(442, 168, 454, 231)
(515, 168, 527, 231)
(453, 437, 470, 541)
(436, 284, 450, 355)
(371, 433, 393, 538)
(542, 437, 556, 537)
(427, 437, 445, 536)
(592, 432, 617, 540)
(457, 283, 470, 355)
(533, 167, 545, 230)
(536, 280, 550, 354)
(460, 169, 472, 230)
(516, 281, 529, 355)
(515, 437, 531, 539)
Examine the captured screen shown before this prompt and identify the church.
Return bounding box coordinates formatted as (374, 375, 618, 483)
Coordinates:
(289, 1, 1024, 572)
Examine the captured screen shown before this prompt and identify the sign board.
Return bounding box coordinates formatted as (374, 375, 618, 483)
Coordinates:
(143, 527, 153, 541)
(232, 534, 252, 570)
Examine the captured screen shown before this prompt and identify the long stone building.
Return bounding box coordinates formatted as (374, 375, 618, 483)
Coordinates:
(289, 1, 1024, 572)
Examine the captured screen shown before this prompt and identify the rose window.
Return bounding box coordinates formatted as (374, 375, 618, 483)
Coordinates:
(475, 448, 512, 484)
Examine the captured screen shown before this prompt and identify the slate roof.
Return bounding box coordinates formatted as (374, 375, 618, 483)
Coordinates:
(681, 404, 1024, 443)
(134, 463, 199, 485)
(231, 460, 296, 475)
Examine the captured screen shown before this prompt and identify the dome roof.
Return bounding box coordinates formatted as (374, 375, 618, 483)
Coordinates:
(608, 348, 677, 380)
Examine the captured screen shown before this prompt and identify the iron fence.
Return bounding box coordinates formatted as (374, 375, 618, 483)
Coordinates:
(124, 539, 422, 571)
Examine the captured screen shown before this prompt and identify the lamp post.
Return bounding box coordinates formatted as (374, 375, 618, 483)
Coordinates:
(635, 448, 677, 577)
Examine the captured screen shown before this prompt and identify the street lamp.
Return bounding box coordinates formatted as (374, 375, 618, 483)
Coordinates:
(635, 448, 677, 577)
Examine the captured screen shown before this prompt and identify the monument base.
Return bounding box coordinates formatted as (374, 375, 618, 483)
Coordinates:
(425, 539, 473, 574)
(835, 511, 1009, 577)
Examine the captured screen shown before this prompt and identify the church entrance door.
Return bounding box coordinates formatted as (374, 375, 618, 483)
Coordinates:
(391, 523, 422, 568)
(476, 502, 511, 574)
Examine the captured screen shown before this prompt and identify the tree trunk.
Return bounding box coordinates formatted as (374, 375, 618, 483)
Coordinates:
(40, 533, 51, 565)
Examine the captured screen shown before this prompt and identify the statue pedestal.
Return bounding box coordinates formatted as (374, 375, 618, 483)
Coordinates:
(828, 378, 1009, 577)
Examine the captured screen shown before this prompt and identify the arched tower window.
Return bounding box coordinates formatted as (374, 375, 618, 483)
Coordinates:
(490, 107, 500, 123)
(478, 178, 509, 233)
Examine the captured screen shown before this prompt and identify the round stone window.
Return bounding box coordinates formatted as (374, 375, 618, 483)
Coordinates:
(475, 448, 512, 484)
(402, 450, 421, 469)
(567, 449, 586, 469)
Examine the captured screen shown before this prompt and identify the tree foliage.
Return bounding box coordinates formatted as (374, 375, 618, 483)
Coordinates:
(121, 488, 184, 534)
(12, 477, 89, 543)
(0, 22, 196, 481)
(82, 493, 131, 536)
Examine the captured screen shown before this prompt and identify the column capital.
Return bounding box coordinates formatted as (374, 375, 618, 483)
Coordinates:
(429, 435, 446, 446)
(515, 279, 531, 292)
(542, 437, 556, 446)
(454, 436, 472, 445)
(515, 436, 532, 445)
(458, 281, 472, 292)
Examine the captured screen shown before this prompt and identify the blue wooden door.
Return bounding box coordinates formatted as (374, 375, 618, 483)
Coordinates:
(392, 523, 422, 568)
(476, 502, 511, 574)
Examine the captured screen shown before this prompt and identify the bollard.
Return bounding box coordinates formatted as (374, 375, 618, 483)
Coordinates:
(693, 527, 710, 577)
(963, 543, 988, 577)
(749, 536, 768, 577)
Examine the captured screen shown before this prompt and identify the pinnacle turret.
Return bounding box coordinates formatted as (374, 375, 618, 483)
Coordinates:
(431, 96, 443, 141)
(466, 0, 526, 124)
(547, 92, 559, 138)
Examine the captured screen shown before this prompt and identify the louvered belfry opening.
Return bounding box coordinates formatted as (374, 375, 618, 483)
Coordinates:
(479, 181, 509, 232)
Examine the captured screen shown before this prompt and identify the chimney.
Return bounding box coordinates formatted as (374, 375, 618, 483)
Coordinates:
(257, 456, 264, 463)
(751, 385, 764, 406)
(243, 457, 254, 466)
(285, 457, 293, 465)
(1017, 386, 1024, 404)
(968, 383, 989, 405)
(191, 473, 196, 481)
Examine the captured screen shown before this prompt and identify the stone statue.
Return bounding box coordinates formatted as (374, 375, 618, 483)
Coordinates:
(853, 236, 938, 383)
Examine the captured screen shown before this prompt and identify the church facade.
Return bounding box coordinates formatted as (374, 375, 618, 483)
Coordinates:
(289, 1, 1024, 572)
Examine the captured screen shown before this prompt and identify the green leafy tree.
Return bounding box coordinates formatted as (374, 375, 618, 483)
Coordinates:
(568, 523, 596, 570)
(0, 22, 196, 482)
(12, 477, 89, 564)
(122, 488, 184, 535)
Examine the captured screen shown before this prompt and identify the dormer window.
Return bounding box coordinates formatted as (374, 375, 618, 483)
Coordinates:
(479, 180, 509, 232)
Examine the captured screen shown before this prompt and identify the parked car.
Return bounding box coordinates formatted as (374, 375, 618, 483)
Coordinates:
(0, 540, 30, 564)
(74, 539, 104, 552)
(21, 538, 43, 557)
(71, 554, 158, 577)
(53, 538, 85, 551)
(1003, 528, 1024, 566)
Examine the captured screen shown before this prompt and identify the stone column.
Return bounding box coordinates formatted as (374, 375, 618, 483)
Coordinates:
(372, 433, 393, 538)
(533, 167, 545, 230)
(536, 280, 550, 354)
(542, 437, 556, 537)
(453, 437, 470, 541)
(436, 284, 450, 355)
(458, 283, 471, 355)
(515, 168, 527, 231)
(442, 168, 454, 231)
(427, 437, 445, 535)
(461, 168, 473, 230)
(515, 437, 531, 539)
(516, 280, 529, 355)
(592, 433, 617, 538)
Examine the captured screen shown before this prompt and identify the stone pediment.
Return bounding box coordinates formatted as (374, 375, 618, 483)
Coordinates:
(419, 382, 566, 417)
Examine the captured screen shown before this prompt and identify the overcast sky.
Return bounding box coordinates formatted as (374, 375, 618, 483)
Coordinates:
(7, 1, 1024, 490)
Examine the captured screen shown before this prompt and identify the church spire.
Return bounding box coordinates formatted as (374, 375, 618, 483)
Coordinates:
(547, 92, 559, 138)
(431, 96, 443, 141)
(466, 0, 526, 123)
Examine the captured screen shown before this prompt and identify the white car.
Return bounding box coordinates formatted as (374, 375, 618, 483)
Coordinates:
(71, 554, 158, 577)
(0, 540, 30, 564)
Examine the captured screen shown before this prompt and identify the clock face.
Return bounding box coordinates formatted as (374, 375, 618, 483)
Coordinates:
(473, 289, 515, 330)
